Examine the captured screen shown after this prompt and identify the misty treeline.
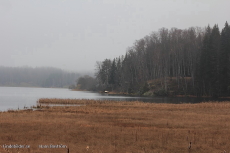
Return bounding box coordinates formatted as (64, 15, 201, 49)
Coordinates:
(76, 75, 97, 91)
(0, 66, 80, 88)
(94, 22, 230, 97)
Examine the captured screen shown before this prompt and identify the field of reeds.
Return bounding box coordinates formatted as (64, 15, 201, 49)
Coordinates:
(1, 99, 230, 153)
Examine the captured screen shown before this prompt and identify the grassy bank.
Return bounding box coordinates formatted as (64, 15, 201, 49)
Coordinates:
(1, 99, 230, 153)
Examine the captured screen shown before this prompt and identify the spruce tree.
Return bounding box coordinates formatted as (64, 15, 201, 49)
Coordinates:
(198, 25, 212, 96)
(209, 24, 220, 97)
(109, 59, 117, 90)
(220, 22, 230, 96)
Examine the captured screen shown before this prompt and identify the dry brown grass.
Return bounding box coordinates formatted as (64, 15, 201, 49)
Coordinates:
(1, 99, 230, 153)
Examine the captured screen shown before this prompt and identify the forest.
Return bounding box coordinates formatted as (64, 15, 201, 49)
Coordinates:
(92, 22, 230, 97)
(0, 66, 80, 88)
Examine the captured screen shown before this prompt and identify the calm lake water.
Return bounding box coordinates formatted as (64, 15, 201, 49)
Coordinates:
(0, 87, 229, 111)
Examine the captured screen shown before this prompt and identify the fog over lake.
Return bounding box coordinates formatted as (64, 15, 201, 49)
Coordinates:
(0, 0, 229, 72)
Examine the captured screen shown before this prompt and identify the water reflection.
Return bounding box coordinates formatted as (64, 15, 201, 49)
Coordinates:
(0, 87, 229, 111)
(97, 93, 230, 104)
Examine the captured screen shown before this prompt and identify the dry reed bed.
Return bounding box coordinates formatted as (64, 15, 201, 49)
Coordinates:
(0, 99, 230, 153)
(38, 98, 146, 105)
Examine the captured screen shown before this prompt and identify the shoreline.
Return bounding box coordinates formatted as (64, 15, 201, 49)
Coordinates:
(96, 90, 230, 99)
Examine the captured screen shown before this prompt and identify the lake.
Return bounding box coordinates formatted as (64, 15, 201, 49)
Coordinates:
(0, 87, 229, 111)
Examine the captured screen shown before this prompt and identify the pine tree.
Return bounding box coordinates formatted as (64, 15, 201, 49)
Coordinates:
(98, 59, 112, 90)
(198, 25, 212, 96)
(220, 22, 230, 96)
(115, 57, 122, 89)
(209, 24, 220, 97)
(109, 59, 117, 90)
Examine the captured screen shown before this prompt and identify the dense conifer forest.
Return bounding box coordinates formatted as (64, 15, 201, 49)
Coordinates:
(94, 22, 230, 97)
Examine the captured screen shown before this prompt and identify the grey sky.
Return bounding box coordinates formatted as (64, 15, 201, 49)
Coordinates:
(0, 0, 229, 72)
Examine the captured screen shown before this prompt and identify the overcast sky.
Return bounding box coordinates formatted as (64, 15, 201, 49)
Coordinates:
(0, 0, 229, 72)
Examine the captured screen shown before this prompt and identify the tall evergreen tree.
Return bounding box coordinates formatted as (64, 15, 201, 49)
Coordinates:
(209, 25, 220, 97)
(220, 22, 230, 95)
(115, 57, 122, 89)
(98, 59, 112, 90)
(198, 25, 212, 96)
(108, 59, 117, 90)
